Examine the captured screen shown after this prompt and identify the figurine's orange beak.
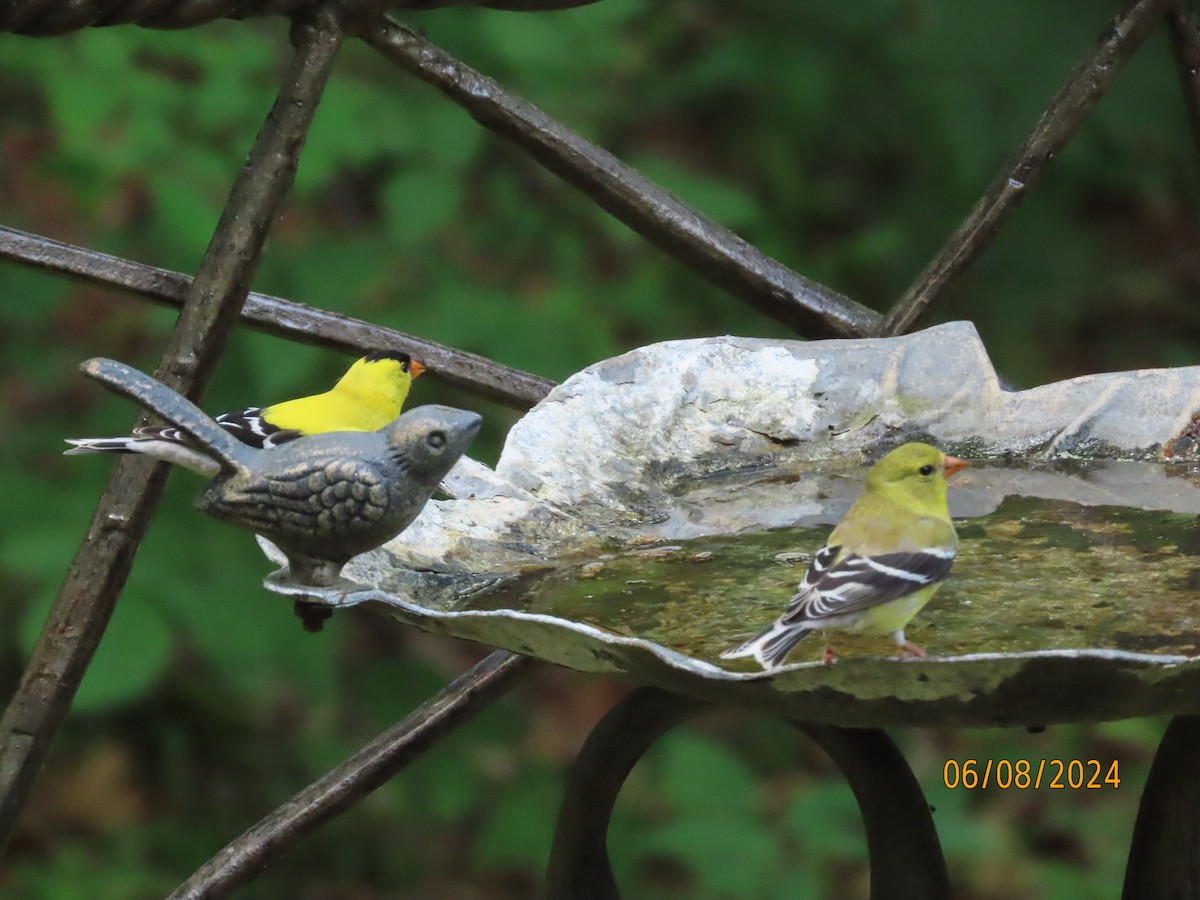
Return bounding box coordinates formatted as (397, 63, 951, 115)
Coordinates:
(409, 360, 426, 379)
(943, 455, 969, 477)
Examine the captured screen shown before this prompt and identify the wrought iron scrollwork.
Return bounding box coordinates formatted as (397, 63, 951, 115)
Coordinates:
(546, 687, 950, 900)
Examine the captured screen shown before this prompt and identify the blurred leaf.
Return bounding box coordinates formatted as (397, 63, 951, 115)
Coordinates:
(140, 511, 340, 707)
(922, 777, 998, 858)
(642, 815, 780, 898)
(149, 179, 221, 254)
(418, 100, 486, 169)
(783, 780, 867, 859)
(384, 168, 462, 248)
(419, 744, 486, 823)
(656, 730, 759, 817)
(474, 766, 561, 869)
(7, 836, 175, 900)
(632, 156, 761, 229)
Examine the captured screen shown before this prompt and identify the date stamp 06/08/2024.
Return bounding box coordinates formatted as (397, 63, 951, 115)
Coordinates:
(942, 759, 1121, 790)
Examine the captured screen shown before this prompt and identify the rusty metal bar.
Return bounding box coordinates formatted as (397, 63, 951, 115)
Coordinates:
(1, 0, 600, 38)
(170, 650, 537, 900)
(878, 0, 1172, 337)
(0, 7, 345, 852)
(0, 226, 555, 409)
(361, 16, 881, 340)
(1167, 0, 1200, 172)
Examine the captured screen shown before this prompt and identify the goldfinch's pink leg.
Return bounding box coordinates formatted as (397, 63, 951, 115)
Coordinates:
(822, 642, 838, 666)
(893, 630, 927, 660)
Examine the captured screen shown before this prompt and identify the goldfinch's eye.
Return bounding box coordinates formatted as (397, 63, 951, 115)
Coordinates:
(919, 464, 935, 476)
(428, 431, 447, 449)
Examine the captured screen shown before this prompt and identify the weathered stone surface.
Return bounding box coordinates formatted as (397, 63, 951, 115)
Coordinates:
(497, 321, 1200, 522)
(316, 321, 1200, 574)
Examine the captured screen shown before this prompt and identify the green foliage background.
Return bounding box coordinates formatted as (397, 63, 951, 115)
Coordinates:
(0, 0, 1196, 896)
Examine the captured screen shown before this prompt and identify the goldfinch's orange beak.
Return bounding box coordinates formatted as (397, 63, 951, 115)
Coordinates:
(409, 360, 426, 379)
(943, 455, 969, 477)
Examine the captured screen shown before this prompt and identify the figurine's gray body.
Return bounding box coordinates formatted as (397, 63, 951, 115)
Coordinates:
(80, 358, 480, 587)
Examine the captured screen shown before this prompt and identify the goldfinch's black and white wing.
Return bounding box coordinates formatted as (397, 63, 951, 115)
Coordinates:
(209, 408, 302, 449)
(720, 543, 955, 669)
(782, 544, 956, 623)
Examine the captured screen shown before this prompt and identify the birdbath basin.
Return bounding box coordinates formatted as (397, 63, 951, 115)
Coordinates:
(260, 323, 1200, 727)
(268, 458, 1200, 727)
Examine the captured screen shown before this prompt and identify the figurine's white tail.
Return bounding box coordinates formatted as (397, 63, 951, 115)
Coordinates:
(64, 436, 221, 476)
(77, 358, 253, 473)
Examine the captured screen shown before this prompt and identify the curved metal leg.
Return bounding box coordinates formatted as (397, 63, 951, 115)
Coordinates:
(799, 724, 949, 899)
(545, 687, 710, 899)
(1123, 714, 1200, 898)
(545, 687, 948, 899)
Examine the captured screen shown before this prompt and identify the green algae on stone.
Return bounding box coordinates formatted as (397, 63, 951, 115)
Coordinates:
(461, 495, 1200, 665)
(266, 458, 1200, 727)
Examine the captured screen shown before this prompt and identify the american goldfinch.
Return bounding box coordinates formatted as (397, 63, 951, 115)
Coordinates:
(720, 442, 967, 669)
(65, 350, 424, 476)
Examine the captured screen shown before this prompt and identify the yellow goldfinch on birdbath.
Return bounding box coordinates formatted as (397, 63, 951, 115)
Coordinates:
(721, 442, 967, 669)
(65, 350, 424, 476)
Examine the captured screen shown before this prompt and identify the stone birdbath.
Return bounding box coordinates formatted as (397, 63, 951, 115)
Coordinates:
(260, 321, 1200, 894)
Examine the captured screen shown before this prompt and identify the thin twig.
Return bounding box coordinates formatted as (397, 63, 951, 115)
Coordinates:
(0, 225, 555, 409)
(878, 0, 1172, 337)
(169, 651, 537, 900)
(0, 7, 346, 852)
(361, 16, 880, 340)
(1167, 0, 1200, 172)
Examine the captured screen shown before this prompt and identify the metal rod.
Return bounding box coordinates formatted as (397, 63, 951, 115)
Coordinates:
(0, 225, 555, 409)
(1167, 0, 1200, 172)
(360, 16, 880, 341)
(801, 724, 950, 899)
(0, 0, 603, 37)
(545, 687, 948, 899)
(546, 687, 706, 898)
(878, 0, 1172, 337)
(0, 7, 346, 853)
(169, 650, 537, 900)
(1122, 715, 1200, 897)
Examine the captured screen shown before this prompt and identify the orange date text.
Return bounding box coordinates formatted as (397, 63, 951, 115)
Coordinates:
(942, 758, 1120, 790)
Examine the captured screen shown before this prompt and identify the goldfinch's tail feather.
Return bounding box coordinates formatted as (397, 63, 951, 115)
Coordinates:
(78, 358, 253, 474)
(719, 620, 814, 670)
(64, 436, 222, 476)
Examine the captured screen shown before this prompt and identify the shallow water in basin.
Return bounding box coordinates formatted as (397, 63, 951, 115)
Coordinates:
(460, 484, 1200, 668)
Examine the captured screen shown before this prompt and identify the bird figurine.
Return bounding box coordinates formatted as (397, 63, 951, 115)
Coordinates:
(65, 350, 424, 476)
(720, 442, 967, 669)
(76, 357, 479, 589)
